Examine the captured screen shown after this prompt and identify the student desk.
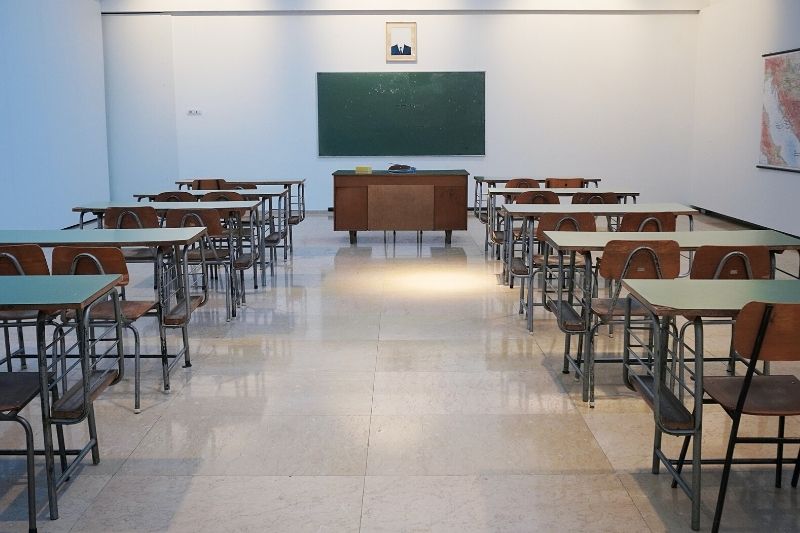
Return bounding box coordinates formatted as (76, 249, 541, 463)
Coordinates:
(72, 200, 266, 285)
(539, 230, 800, 405)
(0, 228, 209, 405)
(485, 188, 641, 253)
(621, 279, 800, 531)
(472, 176, 602, 220)
(134, 188, 291, 272)
(500, 203, 698, 284)
(0, 274, 122, 522)
(175, 179, 306, 237)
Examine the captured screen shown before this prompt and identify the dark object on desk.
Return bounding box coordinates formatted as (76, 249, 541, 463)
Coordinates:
(388, 164, 415, 173)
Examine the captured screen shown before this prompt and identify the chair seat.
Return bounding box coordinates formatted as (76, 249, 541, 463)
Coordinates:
(590, 298, 649, 320)
(704, 375, 800, 416)
(490, 230, 505, 244)
(510, 257, 529, 276)
(64, 300, 157, 322)
(265, 232, 283, 245)
(164, 295, 204, 326)
(52, 369, 118, 419)
(187, 247, 230, 262)
(530, 254, 587, 268)
(0, 372, 41, 412)
(478, 213, 488, 224)
(288, 215, 301, 225)
(546, 299, 585, 332)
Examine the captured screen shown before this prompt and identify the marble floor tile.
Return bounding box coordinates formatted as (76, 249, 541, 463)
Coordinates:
(372, 371, 574, 415)
(119, 414, 370, 476)
(366, 414, 613, 475)
(71, 475, 363, 533)
(361, 474, 648, 533)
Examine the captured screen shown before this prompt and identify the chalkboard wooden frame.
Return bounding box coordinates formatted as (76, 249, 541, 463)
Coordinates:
(317, 72, 486, 156)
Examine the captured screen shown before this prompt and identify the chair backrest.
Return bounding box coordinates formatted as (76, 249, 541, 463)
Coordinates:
(164, 208, 224, 238)
(154, 191, 196, 202)
(571, 192, 620, 204)
(505, 178, 539, 189)
(598, 240, 681, 281)
(103, 206, 160, 229)
(515, 190, 559, 204)
(0, 245, 50, 275)
(734, 302, 800, 362)
(618, 212, 677, 232)
(51, 246, 129, 285)
(201, 191, 244, 202)
(535, 212, 597, 239)
(545, 177, 586, 188)
(690, 246, 771, 280)
(191, 178, 228, 190)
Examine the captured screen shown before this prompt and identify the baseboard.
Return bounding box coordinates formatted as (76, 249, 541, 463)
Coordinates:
(690, 205, 799, 238)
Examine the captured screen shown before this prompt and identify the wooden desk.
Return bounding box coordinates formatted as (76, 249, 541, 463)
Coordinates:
(333, 169, 468, 244)
(0, 274, 122, 522)
(621, 279, 800, 531)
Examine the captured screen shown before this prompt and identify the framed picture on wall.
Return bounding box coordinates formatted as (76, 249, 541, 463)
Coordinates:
(386, 22, 417, 62)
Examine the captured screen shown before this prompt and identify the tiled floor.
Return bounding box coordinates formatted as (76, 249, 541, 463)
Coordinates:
(0, 212, 799, 532)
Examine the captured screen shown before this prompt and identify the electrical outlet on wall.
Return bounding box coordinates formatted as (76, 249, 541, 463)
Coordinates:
(187, 109, 202, 116)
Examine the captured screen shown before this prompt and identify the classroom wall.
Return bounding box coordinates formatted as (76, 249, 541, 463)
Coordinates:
(689, 0, 800, 235)
(0, 0, 109, 229)
(102, 11, 698, 209)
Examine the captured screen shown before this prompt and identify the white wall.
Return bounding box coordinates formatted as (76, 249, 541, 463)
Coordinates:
(103, 15, 179, 201)
(102, 11, 698, 209)
(0, 0, 109, 229)
(690, 0, 800, 234)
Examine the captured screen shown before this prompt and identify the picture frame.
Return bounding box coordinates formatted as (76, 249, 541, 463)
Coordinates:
(386, 22, 417, 62)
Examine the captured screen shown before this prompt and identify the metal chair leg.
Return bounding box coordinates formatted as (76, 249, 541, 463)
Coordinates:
(14, 416, 37, 533)
(712, 412, 743, 533)
(776, 415, 785, 488)
(671, 435, 691, 488)
(792, 445, 800, 487)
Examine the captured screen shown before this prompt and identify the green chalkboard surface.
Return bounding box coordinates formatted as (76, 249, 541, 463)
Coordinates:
(317, 72, 485, 156)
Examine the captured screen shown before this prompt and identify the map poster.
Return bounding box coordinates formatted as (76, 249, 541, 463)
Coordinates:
(759, 48, 800, 173)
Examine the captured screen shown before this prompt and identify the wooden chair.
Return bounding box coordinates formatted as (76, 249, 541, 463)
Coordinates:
(103, 206, 162, 265)
(545, 177, 586, 188)
(200, 191, 260, 290)
(0, 372, 41, 532)
(677, 246, 773, 377)
(571, 192, 620, 204)
(618, 212, 677, 232)
(503, 191, 560, 286)
(505, 178, 539, 189)
(699, 302, 800, 532)
(0, 244, 50, 532)
(579, 240, 681, 405)
(52, 246, 160, 414)
(164, 209, 237, 320)
(154, 191, 196, 202)
(0, 245, 51, 371)
(515, 213, 597, 332)
(191, 178, 229, 190)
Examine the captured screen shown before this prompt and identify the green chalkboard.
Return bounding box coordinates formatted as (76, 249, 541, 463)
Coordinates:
(317, 72, 485, 156)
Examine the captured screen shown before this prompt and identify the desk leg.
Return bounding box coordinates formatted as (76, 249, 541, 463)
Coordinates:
(349, 231, 357, 245)
(445, 230, 452, 245)
(36, 313, 59, 520)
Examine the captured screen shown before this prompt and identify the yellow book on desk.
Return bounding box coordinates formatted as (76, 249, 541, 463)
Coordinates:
(355, 166, 372, 174)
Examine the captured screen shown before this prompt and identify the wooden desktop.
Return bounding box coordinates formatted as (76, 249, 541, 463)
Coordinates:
(332, 169, 469, 244)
